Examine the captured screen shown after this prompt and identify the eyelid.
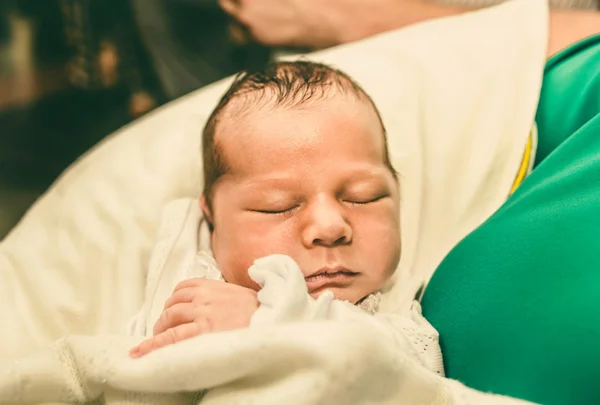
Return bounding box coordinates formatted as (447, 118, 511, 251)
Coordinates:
(345, 195, 387, 205)
(250, 205, 299, 216)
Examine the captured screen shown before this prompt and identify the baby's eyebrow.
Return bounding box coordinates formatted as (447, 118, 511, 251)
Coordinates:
(237, 183, 299, 205)
(238, 175, 299, 190)
(343, 166, 390, 178)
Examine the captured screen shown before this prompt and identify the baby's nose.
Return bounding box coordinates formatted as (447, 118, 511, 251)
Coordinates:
(311, 231, 351, 247)
(302, 200, 352, 248)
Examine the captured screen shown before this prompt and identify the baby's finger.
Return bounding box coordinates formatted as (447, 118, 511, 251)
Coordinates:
(164, 287, 196, 310)
(172, 277, 220, 294)
(172, 278, 202, 293)
(129, 323, 201, 358)
(153, 303, 194, 336)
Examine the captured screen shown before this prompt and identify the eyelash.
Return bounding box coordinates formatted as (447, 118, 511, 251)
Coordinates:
(346, 195, 385, 206)
(254, 207, 299, 216)
(253, 196, 385, 216)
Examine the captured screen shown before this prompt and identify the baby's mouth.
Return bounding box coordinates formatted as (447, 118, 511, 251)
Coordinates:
(305, 267, 358, 292)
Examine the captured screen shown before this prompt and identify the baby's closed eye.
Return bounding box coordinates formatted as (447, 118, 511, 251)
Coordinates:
(250, 205, 300, 216)
(242, 190, 301, 217)
(343, 194, 387, 205)
(341, 183, 391, 206)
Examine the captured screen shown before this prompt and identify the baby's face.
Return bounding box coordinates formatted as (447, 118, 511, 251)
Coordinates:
(204, 94, 400, 303)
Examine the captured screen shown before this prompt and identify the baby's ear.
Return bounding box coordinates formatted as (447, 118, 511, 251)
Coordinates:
(199, 196, 214, 232)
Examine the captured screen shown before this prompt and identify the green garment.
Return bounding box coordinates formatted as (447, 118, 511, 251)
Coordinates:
(422, 35, 600, 405)
(535, 35, 600, 166)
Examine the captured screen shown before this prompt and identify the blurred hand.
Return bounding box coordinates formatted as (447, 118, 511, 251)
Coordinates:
(129, 278, 259, 358)
(219, 0, 410, 48)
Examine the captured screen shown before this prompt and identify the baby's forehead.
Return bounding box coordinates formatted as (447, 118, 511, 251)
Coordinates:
(215, 93, 387, 173)
(219, 89, 379, 131)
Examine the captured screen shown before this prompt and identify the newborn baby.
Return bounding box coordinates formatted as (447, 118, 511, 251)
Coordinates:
(130, 60, 406, 358)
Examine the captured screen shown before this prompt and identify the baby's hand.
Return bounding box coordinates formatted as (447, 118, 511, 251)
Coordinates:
(129, 278, 259, 358)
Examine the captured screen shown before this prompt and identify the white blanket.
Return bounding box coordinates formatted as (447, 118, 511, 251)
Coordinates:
(0, 267, 527, 404)
(0, 322, 536, 405)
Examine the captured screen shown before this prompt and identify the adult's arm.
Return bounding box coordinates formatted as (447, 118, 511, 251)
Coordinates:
(221, 0, 600, 57)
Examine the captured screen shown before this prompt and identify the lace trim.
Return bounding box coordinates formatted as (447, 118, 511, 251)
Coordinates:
(357, 292, 382, 315)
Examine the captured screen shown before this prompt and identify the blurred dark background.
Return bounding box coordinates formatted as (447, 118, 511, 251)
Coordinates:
(0, 0, 271, 237)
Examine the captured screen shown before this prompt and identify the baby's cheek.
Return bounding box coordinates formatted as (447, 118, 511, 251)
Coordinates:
(219, 225, 293, 290)
(220, 256, 260, 291)
(380, 223, 401, 267)
(212, 228, 256, 290)
(361, 216, 401, 277)
(244, 226, 295, 260)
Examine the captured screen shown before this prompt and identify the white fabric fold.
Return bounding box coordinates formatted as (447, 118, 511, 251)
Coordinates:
(0, 245, 448, 404)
